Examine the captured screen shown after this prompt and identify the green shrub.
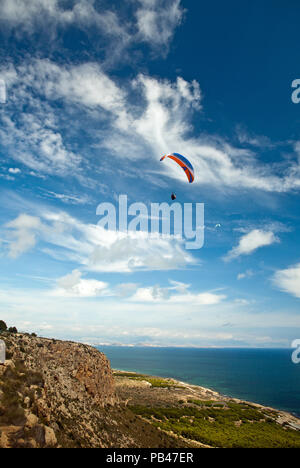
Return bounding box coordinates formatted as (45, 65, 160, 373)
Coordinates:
(0, 320, 7, 332)
(130, 402, 300, 448)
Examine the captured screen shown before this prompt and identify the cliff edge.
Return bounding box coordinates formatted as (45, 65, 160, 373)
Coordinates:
(0, 333, 194, 448)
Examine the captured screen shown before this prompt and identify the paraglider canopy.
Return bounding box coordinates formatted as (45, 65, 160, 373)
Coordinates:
(160, 153, 194, 183)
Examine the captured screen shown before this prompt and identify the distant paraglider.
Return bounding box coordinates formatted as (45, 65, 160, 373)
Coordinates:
(160, 153, 195, 184)
(171, 193, 176, 201)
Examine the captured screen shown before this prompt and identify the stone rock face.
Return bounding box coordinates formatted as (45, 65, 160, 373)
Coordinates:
(0, 333, 117, 447)
(25, 413, 39, 429)
(44, 426, 57, 446)
(24, 338, 116, 406)
(0, 333, 188, 448)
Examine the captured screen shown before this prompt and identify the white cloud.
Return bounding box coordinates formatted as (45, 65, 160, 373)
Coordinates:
(237, 273, 246, 280)
(5, 214, 42, 258)
(0, 110, 81, 176)
(0, 174, 14, 181)
(8, 167, 21, 174)
(2, 58, 300, 193)
(54, 269, 109, 297)
(115, 283, 139, 297)
(89, 231, 194, 272)
(130, 285, 170, 302)
(168, 279, 190, 294)
(51, 274, 226, 306)
(224, 229, 279, 262)
(236, 125, 274, 148)
(0, 0, 181, 61)
(0, 60, 126, 177)
(0, 0, 130, 42)
(273, 263, 300, 299)
(169, 292, 226, 305)
(0, 79, 6, 103)
(43, 191, 90, 205)
(135, 0, 184, 49)
(132, 73, 201, 149)
(0, 0, 57, 26)
(97, 72, 300, 193)
(234, 298, 250, 306)
(108, 326, 234, 343)
(130, 281, 226, 305)
(0, 0, 183, 52)
(4, 209, 195, 272)
(0, 283, 297, 347)
(237, 270, 253, 280)
(30, 60, 126, 114)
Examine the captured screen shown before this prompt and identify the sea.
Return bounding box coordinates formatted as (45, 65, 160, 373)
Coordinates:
(96, 346, 300, 417)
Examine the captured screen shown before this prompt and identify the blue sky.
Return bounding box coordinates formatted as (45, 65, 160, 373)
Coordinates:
(0, 0, 299, 347)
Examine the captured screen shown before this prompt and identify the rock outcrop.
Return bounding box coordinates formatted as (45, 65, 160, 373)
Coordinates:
(0, 334, 116, 447)
(0, 333, 189, 448)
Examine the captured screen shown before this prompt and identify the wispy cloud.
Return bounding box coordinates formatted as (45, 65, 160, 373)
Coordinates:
(0, 282, 296, 347)
(273, 263, 300, 299)
(237, 270, 254, 280)
(5, 214, 42, 258)
(235, 125, 275, 149)
(0, 79, 6, 103)
(135, 0, 184, 51)
(2, 58, 300, 193)
(31, 60, 127, 114)
(0, 0, 182, 62)
(8, 167, 21, 175)
(43, 191, 91, 205)
(0, 104, 81, 176)
(129, 280, 226, 304)
(0, 0, 130, 43)
(224, 229, 279, 262)
(3, 209, 195, 272)
(53, 269, 110, 298)
(52, 273, 225, 305)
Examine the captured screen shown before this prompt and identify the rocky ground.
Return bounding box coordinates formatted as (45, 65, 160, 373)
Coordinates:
(114, 371, 226, 408)
(0, 333, 197, 448)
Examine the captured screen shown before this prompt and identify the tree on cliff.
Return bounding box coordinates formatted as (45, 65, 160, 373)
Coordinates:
(0, 320, 7, 332)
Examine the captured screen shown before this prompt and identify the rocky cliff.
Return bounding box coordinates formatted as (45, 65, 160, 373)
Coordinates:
(0, 333, 191, 448)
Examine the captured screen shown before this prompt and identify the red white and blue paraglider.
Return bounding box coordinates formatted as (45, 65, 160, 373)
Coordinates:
(160, 152, 194, 200)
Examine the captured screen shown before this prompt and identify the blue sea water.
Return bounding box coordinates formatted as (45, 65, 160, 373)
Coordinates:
(96, 346, 300, 417)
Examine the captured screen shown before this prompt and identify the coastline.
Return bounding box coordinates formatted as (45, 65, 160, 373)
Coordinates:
(112, 368, 300, 430)
(98, 346, 300, 420)
(1, 331, 299, 448)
